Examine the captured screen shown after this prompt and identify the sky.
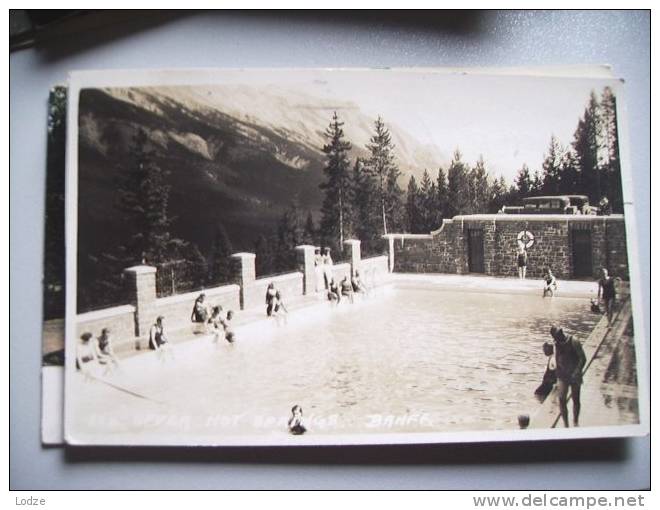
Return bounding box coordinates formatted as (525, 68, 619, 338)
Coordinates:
(85, 68, 622, 184)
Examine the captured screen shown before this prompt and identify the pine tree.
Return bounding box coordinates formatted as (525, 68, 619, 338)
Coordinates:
(471, 155, 490, 213)
(116, 128, 174, 265)
(254, 234, 275, 277)
(275, 201, 305, 271)
(446, 149, 470, 217)
(514, 163, 533, 199)
(351, 157, 380, 255)
(531, 169, 543, 196)
(600, 86, 623, 211)
(303, 211, 317, 245)
(489, 175, 510, 213)
(209, 222, 233, 284)
(559, 149, 580, 195)
(319, 112, 353, 250)
(406, 175, 422, 233)
(572, 91, 603, 203)
(436, 167, 449, 221)
(365, 116, 400, 235)
(541, 135, 564, 195)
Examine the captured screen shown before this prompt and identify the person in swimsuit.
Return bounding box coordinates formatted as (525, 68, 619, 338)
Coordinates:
(597, 267, 617, 327)
(149, 315, 173, 360)
(340, 276, 354, 304)
(266, 283, 279, 317)
(534, 341, 557, 402)
(288, 405, 307, 435)
(517, 246, 528, 280)
(351, 270, 368, 295)
(94, 327, 120, 374)
(314, 247, 324, 292)
(221, 310, 235, 343)
(207, 306, 224, 343)
(542, 267, 558, 297)
(76, 332, 97, 377)
(327, 278, 340, 304)
(322, 248, 334, 290)
(191, 293, 209, 334)
(551, 326, 587, 428)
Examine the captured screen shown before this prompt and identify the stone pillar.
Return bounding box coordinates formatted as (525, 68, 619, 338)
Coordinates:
(295, 245, 317, 295)
(123, 265, 157, 340)
(383, 234, 395, 273)
(230, 252, 256, 310)
(344, 239, 361, 276)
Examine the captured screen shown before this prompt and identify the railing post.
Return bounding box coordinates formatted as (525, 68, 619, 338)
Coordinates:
(230, 252, 256, 310)
(123, 265, 157, 340)
(295, 245, 317, 295)
(382, 234, 395, 273)
(343, 239, 361, 276)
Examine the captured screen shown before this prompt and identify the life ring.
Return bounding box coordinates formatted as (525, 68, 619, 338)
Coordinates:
(517, 230, 535, 249)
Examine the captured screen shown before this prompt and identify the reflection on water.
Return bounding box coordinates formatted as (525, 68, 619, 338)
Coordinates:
(113, 287, 598, 435)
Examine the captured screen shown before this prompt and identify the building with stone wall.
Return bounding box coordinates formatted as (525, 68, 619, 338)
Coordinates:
(386, 214, 629, 280)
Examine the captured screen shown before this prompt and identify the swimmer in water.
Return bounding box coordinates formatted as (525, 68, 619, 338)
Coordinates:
(327, 278, 340, 304)
(542, 267, 558, 297)
(340, 276, 354, 304)
(94, 327, 120, 375)
(221, 310, 235, 343)
(288, 405, 307, 435)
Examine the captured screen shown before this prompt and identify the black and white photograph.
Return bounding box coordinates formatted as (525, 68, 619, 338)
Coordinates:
(62, 68, 647, 446)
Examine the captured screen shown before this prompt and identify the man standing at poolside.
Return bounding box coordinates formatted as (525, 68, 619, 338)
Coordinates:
(597, 267, 617, 327)
(551, 326, 587, 428)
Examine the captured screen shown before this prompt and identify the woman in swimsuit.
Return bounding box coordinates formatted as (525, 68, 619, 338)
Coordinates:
(517, 246, 528, 280)
(191, 293, 209, 334)
(542, 267, 558, 297)
(265, 283, 278, 317)
(94, 327, 120, 374)
(76, 332, 97, 376)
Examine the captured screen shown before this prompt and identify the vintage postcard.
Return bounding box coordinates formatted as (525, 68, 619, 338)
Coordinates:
(62, 68, 648, 446)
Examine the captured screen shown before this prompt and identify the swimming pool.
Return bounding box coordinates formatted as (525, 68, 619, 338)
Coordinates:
(68, 282, 599, 445)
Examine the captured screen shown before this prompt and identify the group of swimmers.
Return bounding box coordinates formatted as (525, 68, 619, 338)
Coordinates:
(76, 327, 121, 377)
(191, 293, 235, 344)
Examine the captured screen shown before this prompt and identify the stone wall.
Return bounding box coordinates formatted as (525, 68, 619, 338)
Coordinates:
(242, 272, 304, 311)
(360, 255, 390, 287)
(76, 304, 136, 342)
(151, 284, 240, 332)
(72, 240, 393, 352)
(389, 214, 629, 280)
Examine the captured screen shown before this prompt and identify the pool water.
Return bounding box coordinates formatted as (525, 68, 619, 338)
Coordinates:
(70, 285, 599, 442)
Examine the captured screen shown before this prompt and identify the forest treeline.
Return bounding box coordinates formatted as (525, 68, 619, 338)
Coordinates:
(44, 86, 623, 315)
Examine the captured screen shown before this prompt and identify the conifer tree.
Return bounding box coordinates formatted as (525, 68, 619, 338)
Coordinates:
(436, 167, 449, 221)
(471, 155, 490, 213)
(303, 211, 317, 245)
(209, 222, 233, 284)
(446, 149, 470, 217)
(320, 112, 353, 250)
(514, 163, 533, 199)
(600, 86, 623, 211)
(275, 201, 304, 271)
(255, 234, 275, 277)
(406, 175, 422, 233)
(572, 91, 603, 203)
(365, 116, 400, 235)
(541, 135, 564, 195)
(116, 128, 174, 265)
(351, 157, 380, 254)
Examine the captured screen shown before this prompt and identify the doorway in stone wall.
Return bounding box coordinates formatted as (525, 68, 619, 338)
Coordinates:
(467, 228, 485, 273)
(572, 229, 593, 278)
